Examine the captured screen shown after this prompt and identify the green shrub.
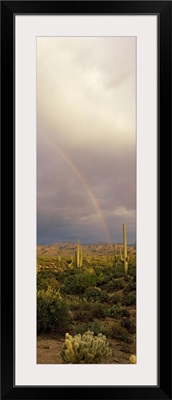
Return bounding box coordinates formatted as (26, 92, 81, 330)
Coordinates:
(99, 290, 109, 303)
(120, 318, 136, 334)
(106, 305, 123, 318)
(91, 320, 111, 337)
(37, 275, 60, 291)
(91, 302, 106, 318)
(84, 287, 108, 302)
(67, 299, 81, 311)
(124, 280, 136, 293)
(72, 322, 97, 336)
(87, 320, 102, 336)
(61, 331, 112, 364)
(122, 293, 136, 306)
(104, 278, 125, 291)
(74, 301, 106, 322)
(113, 267, 125, 278)
(74, 309, 93, 323)
(109, 294, 122, 305)
(73, 320, 110, 338)
(63, 272, 97, 296)
(120, 343, 132, 353)
(96, 271, 114, 287)
(37, 270, 60, 291)
(110, 324, 131, 343)
(121, 308, 130, 318)
(37, 288, 71, 333)
(128, 265, 136, 279)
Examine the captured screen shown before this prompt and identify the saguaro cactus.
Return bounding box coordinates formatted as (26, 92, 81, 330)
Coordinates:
(121, 223, 128, 274)
(75, 240, 83, 267)
(114, 243, 117, 268)
(120, 246, 122, 260)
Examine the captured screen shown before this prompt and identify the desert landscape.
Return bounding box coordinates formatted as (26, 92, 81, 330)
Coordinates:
(37, 236, 136, 364)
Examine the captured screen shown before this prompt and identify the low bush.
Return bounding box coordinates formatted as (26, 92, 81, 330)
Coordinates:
(104, 278, 125, 291)
(121, 308, 130, 318)
(37, 275, 60, 291)
(113, 266, 125, 278)
(72, 320, 110, 338)
(110, 324, 131, 343)
(74, 309, 93, 323)
(122, 293, 136, 306)
(37, 288, 71, 333)
(63, 272, 97, 296)
(67, 299, 81, 311)
(120, 318, 136, 334)
(128, 265, 136, 279)
(74, 301, 106, 322)
(120, 343, 132, 353)
(124, 280, 136, 293)
(84, 287, 108, 302)
(109, 294, 122, 305)
(106, 305, 123, 318)
(92, 302, 106, 318)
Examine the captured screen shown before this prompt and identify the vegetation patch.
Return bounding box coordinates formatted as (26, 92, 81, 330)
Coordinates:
(37, 244, 136, 363)
(37, 288, 71, 333)
(110, 324, 131, 343)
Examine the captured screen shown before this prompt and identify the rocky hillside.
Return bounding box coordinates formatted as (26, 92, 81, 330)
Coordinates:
(37, 242, 136, 258)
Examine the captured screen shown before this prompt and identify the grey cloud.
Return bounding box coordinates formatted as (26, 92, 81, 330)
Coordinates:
(37, 37, 136, 244)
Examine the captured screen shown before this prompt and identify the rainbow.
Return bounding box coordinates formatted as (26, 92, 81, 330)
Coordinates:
(57, 146, 111, 243)
(38, 135, 111, 243)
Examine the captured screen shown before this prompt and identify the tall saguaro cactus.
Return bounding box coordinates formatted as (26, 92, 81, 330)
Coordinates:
(75, 240, 83, 267)
(114, 243, 117, 268)
(121, 223, 128, 274)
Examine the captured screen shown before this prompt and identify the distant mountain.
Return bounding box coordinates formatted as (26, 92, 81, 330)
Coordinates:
(37, 241, 136, 258)
(128, 243, 136, 249)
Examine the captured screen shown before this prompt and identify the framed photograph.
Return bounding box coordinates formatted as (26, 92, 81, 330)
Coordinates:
(1, 1, 171, 399)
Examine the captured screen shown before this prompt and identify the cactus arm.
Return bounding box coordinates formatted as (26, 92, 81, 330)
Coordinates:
(114, 243, 117, 267)
(122, 223, 128, 274)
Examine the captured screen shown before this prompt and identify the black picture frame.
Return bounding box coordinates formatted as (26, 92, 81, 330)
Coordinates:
(1, 1, 171, 399)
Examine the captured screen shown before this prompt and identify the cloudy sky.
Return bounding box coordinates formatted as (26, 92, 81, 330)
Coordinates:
(37, 37, 136, 244)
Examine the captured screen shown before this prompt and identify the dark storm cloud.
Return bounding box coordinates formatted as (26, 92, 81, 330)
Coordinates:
(37, 37, 136, 243)
(37, 132, 136, 243)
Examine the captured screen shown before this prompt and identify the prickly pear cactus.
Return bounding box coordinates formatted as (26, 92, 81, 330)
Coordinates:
(60, 331, 112, 364)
